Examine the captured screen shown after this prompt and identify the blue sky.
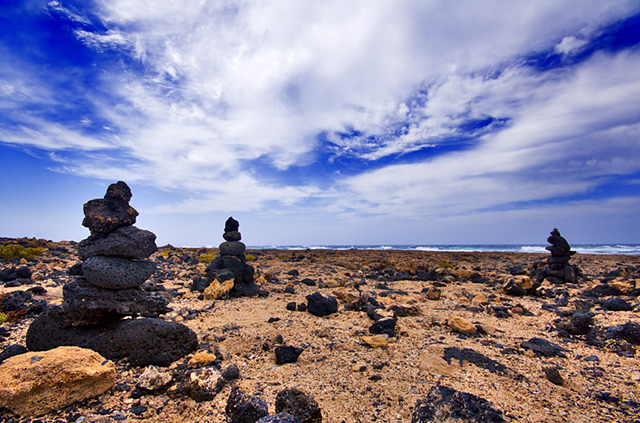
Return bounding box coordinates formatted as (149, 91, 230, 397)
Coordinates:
(1, 0, 640, 247)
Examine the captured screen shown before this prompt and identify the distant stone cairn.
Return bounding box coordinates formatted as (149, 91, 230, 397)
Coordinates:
(193, 217, 259, 297)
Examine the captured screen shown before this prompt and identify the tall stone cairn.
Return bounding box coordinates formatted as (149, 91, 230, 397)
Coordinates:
(195, 217, 258, 297)
(26, 181, 198, 366)
(542, 228, 578, 284)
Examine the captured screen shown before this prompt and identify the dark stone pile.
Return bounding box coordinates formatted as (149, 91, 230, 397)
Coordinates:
(541, 228, 578, 284)
(196, 217, 259, 297)
(26, 181, 197, 366)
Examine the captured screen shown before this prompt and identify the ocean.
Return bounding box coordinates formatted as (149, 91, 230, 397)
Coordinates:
(247, 244, 640, 255)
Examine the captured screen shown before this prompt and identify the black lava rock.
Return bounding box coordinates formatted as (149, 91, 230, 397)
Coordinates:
(256, 414, 301, 423)
(274, 388, 322, 423)
(222, 364, 241, 381)
(603, 297, 633, 311)
(26, 307, 198, 366)
(226, 386, 269, 423)
(520, 337, 568, 357)
(0, 290, 47, 315)
(369, 317, 397, 337)
(0, 268, 17, 282)
(412, 385, 505, 422)
(305, 292, 338, 317)
(275, 345, 304, 365)
(15, 266, 32, 279)
(286, 302, 297, 311)
(606, 322, 640, 345)
(0, 344, 28, 364)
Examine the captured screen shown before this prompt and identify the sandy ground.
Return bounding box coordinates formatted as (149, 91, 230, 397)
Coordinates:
(1, 244, 639, 422)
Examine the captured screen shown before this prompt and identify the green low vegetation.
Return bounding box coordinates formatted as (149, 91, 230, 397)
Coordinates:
(435, 260, 454, 269)
(0, 244, 45, 261)
(198, 253, 216, 264)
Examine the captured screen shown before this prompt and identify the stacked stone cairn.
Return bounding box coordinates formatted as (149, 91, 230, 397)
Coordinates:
(541, 228, 577, 284)
(192, 217, 258, 298)
(26, 181, 197, 366)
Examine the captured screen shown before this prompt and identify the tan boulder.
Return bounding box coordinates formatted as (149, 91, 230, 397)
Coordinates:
(609, 278, 636, 294)
(448, 316, 477, 334)
(203, 278, 235, 300)
(361, 335, 389, 348)
(332, 288, 360, 304)
(0, 346, 115, 417)
(425, 287, 441, 300)
(451, 269, 474, 279)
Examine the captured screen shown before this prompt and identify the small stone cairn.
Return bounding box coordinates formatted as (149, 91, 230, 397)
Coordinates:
(542, 228, 577, 284)
(26, 181, 197, 366)
(192, 217, 258, 298)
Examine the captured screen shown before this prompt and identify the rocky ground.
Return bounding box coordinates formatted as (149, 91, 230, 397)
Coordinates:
(1, 238, 639, 422)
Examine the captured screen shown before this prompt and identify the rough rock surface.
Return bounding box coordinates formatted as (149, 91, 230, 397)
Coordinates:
(78, 225, 157, 260)
(62, 279, 170, 323)
(411, 385, 505, 422)
(26, 308, 198, 366)
(0, 346, 115, 417)
(275, 388, 322, 423)
(82, 256, 156, 289)
(226, 386, 269, 423)
(82, 181, 139, 237)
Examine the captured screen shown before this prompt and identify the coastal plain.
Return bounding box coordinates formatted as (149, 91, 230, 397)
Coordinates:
(1, 242, 640, 422)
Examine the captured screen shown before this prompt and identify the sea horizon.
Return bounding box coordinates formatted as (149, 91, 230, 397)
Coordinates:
(240, 244, 640, 255)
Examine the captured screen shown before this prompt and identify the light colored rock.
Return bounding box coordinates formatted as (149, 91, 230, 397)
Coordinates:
(609, 278, 636, 294)
(361, 335, 388, 348)
(452, 269, 474, 279)
(471, 294, 488, 304)
(188, 351, 218, 368)
(332, 288, 360, 304)
(448, 316, 477, 334)
(137, 365, 172, 391)
(351, 362, 367, 372)
(425, 287, 441, 300)
(0, 346, 115, 417)
(203, 278, 235, 300)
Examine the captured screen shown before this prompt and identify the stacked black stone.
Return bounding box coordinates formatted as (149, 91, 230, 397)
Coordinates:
(543, 228, 577, 283)
(26, 181, 197, 366)
(204, 217, 258, 297)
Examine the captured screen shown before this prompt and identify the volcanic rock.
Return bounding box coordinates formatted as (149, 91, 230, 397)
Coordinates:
(0, 344, 28, 364)
(78, 225, 157, 260)
(603, 297, 633, 311)
(605, 322, 640, 345)
(226, 386, 269, 423)
(26, 307, 198, 367)
(275, 387, 322, 423)
(411, 385, 505, 423)
(82, 181, 139, 238)
(82, 256, 156, 289)
(137, 365, 173, 391)
(62, 279, 170, 324)
(275, 345, 304, 364)
(0, 346, 115, 417)
(521, 337, 568, 357)
(306, 292, 338, 317)
(257, 414, 301, 423)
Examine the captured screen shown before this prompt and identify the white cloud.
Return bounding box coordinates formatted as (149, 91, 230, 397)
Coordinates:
(2, 0, 640, 229)
(340, 49, 640, 217)
(555, 36, 589, 55)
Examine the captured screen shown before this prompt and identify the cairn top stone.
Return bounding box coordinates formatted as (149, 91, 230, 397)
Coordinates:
(547, 228, 571, 252)
(82, 181, 139, 238)
(225, 217, 240, 233)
